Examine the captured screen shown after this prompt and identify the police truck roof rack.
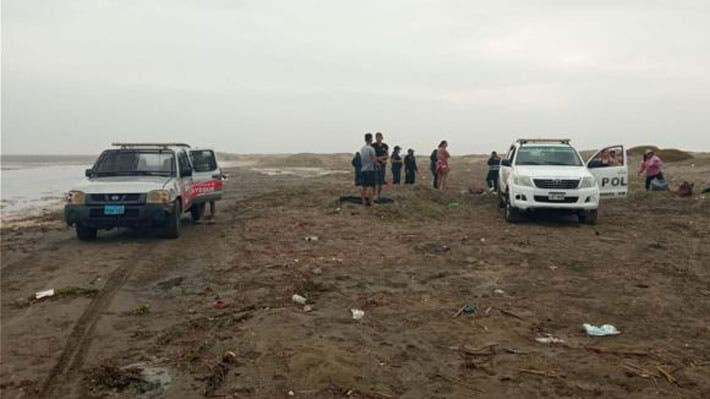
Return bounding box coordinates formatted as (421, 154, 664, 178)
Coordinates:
(516, 138, 571, 145)
(111, 143, 191, 149)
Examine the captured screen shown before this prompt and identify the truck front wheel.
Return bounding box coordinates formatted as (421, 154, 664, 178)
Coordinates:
(579, 209, 598, 225)
(76, 224, 98, 241)
(163, 200, 182, 239)
(504, 200, 523, 223)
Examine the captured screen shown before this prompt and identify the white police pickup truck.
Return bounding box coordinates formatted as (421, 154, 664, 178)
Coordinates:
(498, 139, 628, 224)
(64, 143, 223, 240)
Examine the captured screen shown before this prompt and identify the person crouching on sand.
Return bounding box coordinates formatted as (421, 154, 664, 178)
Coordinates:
(359, 133, 377, 206)
(436, 140, 450, 191)
(639, 149, 664, 191)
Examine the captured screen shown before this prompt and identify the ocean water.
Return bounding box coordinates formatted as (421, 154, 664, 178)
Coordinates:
(1, 155, 94, 222)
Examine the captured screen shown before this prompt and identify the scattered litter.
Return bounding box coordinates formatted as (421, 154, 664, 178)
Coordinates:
(303, 305, 313, 312)
(288, 391, 295, 396)
(222, 351, 237, 363)
(292, 294, 307, 305)
(35, 289, 55, 300)
(583, 323, 621, 337)
(480, 238, 486, 243)
(493, 289, 505, 296)
(453, 303, 477, 318)
(500, 309, 524, 320)
(535, 335, 566, 344)
(213, 300, 228, 309)
(304, 236, 319, 242)
(351, 309, 365, 320)
(433, 244, 450, 254)
(448, 202, 461, 209)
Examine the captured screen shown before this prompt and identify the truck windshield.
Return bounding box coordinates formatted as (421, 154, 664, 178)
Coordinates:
(515, 146, 583, 166)
(93, 150, 176, 177)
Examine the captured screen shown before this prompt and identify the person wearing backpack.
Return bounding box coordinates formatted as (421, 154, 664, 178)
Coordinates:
(351, 151, 362, 187)
(639, 149, 665, 191)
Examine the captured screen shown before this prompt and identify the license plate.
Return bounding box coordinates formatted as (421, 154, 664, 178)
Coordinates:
(104, 205, 125, 215)
(548, 192, 566, 201)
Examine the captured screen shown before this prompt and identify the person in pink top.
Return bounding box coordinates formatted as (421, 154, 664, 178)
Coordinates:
(638, 149, 664, 190)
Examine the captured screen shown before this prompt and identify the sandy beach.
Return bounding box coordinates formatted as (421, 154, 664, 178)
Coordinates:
(1, 152, 709, 398)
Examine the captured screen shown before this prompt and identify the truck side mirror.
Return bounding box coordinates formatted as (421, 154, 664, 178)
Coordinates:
(500, 159, 511, 167)
(181, 168, 193, 177)
(85, 169, 93, 177)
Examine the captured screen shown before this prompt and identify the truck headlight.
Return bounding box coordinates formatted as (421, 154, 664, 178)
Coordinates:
(65, 191, 85, 205)
(580, 177, 596, 188)
(513, 175, 533, 187)
(146, 189, 172, 204)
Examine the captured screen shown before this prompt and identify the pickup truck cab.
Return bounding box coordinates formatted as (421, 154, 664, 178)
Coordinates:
(65, 143, 197, 240)
(498, 139, 627, 224)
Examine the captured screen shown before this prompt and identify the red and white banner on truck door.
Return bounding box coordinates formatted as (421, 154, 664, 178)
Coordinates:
(190, 180, 223, 199)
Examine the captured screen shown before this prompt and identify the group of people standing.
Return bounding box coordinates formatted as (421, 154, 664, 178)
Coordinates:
(353, 133, 454, 205)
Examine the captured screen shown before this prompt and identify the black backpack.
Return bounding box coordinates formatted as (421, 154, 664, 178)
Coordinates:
(430, 149, 438, 163)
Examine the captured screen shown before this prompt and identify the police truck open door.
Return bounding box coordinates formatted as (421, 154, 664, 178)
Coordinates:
(188, 149, 223, 221)
(586, 145, 628, 198)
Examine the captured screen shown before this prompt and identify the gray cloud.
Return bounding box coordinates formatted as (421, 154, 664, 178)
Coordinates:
(2, 0, 709, 155)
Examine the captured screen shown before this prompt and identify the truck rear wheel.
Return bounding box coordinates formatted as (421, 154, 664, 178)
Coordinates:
(579, 209, 598, 225)
(76, 225, 98, 241)
(190, 203, 205, 222)
(163, 200, 182, 239)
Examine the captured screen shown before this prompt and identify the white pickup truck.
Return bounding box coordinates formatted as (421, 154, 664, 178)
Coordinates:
(498, 139, 628, 224)
(64, 143, 223, 240)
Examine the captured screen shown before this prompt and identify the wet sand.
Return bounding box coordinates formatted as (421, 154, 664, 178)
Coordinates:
(1, 153, 709, 398)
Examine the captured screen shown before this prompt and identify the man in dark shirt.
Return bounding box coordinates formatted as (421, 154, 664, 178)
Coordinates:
(404, 149, 418, 184)
(391, 146, 403, 184)
(371, 132, 389, 198)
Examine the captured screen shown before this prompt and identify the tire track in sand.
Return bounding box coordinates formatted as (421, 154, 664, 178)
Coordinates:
(38, 241, 160, 398)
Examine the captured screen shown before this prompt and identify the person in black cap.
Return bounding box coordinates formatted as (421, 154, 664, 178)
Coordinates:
(404, 149, 418, 184)
(391, 146, 403, 184)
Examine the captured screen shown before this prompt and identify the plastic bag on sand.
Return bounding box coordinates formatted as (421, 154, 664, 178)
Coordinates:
(351, 309, 365, 320)
(583, 323, 620, 336)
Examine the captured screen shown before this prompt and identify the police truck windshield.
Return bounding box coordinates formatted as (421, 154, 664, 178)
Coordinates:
(93, 150, 176, 177)
(515, 146, 583, 166)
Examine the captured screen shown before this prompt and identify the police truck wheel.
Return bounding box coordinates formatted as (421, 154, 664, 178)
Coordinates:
(579, 209, 598, 225)
(163, 200, 182, 239)
(76, 225, 98, 241)
(504, 201, 523, 223)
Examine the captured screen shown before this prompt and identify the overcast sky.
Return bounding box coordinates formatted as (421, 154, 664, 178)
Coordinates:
(2, 0, 710, 155)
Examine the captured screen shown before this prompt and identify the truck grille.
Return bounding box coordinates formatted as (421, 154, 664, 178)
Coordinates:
(89, 208, 140, 218)
(533, 179, 580, 189)
(534, 196, 579, 203)
(88, 194, 143, 204)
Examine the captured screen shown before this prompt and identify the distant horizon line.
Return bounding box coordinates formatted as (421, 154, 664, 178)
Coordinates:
(0, 144, 706, 159)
